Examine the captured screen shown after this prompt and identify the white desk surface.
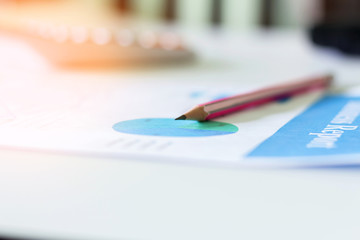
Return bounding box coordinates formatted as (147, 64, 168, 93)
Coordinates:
(0, 30, 360, 240)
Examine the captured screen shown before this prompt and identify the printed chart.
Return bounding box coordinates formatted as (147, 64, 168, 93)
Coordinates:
(113, 118, 239, 137)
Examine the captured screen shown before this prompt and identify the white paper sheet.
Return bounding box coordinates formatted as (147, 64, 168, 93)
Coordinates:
(0, 70, 327, 167)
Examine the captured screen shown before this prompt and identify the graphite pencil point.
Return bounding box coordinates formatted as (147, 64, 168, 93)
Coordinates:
(175, 115, 186, 120)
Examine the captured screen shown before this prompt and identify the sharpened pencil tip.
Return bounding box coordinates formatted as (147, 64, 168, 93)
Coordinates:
(175, 115, 186, 120)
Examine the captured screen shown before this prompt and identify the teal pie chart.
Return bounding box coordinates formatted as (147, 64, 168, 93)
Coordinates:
(113, 118, 238, 137)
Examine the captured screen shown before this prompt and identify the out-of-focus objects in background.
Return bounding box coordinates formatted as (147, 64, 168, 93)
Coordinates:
(9, 20, 193, 67)
(309, 0, 360, 56)
(1, 0, 359, 67)
(0, 0, 195, 67)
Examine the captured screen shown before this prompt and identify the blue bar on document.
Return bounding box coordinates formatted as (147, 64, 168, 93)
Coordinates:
(248, 95, 360, 157)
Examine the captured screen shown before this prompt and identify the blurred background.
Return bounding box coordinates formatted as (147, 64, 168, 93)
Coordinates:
(2, 0, 359, 29)
(0, 0, 325, 30)
(0, 0, 360, 67)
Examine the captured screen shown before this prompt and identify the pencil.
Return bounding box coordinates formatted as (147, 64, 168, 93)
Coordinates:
(175, 74, 333, 121)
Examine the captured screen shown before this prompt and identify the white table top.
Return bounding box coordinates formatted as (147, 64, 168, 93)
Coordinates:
(0, 30, 360, 240)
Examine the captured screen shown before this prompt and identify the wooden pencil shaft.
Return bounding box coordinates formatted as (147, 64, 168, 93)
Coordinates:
(204, 75, 332, 114)
(176, 74, 333, 121)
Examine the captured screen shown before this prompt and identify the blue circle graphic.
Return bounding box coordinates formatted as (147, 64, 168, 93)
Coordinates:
(113, 118, 238, 137)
